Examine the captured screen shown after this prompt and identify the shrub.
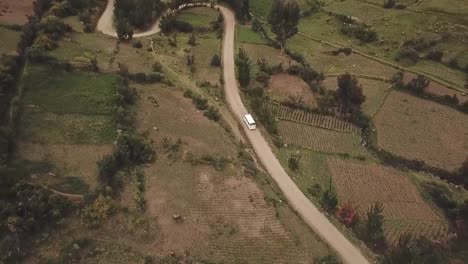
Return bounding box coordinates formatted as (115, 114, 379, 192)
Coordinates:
(132, 40, 143, 49)
(340, 23, 378, 43)
(187, 33, 197, 46)
(256, 71, 271, 86)
(286, 64, 301, 75)
(396, 47, 420, 64)
(81, 195, 114, 228)
(405, 74, 430, 94)
(152, 61, 163, 72)
(288, 154, 301, 171)
(210, 54, 221, 67)
(426, 50, 443, 62)
(186, 53, 195, 66)
(204, 106, 221, 121)
(321, 189, 338, 212)
(115, 133, 155, 165)
(191, 94, 209, 110)
(97, 154, 120, 186)
(336, 203, 359, 227)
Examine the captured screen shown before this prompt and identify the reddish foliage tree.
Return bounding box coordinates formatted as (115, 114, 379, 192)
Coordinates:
(336, 203, 359, 227)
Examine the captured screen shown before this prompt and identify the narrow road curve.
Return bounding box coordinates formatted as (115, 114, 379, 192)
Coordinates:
(97, 2, 370, 263)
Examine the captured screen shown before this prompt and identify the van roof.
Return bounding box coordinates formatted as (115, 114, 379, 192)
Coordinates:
(245, 114, 255, 124)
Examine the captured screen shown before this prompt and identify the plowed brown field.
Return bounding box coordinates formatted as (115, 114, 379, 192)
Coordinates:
(327, 157, 448, 243)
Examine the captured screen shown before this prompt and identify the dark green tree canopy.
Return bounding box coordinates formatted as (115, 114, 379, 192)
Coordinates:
(268, 0, 301, 51)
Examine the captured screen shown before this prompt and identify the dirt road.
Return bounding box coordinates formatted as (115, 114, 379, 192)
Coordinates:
(96, 2, 370, 263)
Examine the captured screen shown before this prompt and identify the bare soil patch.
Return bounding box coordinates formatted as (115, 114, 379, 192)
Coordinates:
(0, 0, 33, 25)
(373, 90, 468, 171)
(327, 157, 448, 243)
(268, 73, 317, 108)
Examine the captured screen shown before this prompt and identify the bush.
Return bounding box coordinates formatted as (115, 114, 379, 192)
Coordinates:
(426, 50, 443, 62)
(288, 154, 301, 171)
(396, 47, 420, 64)
(204, 106, 221, 121)
(187, 33, 197, 46)
(97, 154, 120, 186)
(405, 74, 430, 94)
(340, 23, 378, 43)
(321, 189, 338, 212)
(336, 203, 359, 227)
(115, 133, 155, 165)
(256, 71, 271, 86)
(210, 54, 221, 67)
(286, 64, 301, 75)
(132, 40, 143, 49)
(81, 195, 114, 228)
(152, 61, 163, 72)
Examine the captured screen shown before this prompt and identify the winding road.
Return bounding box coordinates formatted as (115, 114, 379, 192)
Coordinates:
(97, 2, 370, 264)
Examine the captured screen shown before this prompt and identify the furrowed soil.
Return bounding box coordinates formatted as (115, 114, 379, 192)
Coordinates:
(327, 157, 448, 244)
(0, 0, 33, 25)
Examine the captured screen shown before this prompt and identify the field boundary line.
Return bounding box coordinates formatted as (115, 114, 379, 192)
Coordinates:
(251, 12, 466, 93)
(324, 73, 390, 83)
(370, 85, 393, 118)
(296, 32, 467, 93)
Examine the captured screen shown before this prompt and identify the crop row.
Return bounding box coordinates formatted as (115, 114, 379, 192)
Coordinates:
(262, 101, 360, 133)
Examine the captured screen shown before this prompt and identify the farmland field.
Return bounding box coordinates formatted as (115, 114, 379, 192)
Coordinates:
(278, 120, 366, 156)
(267, 74, 317, 108)
(373, 90, 468, 172)
(327, 157, 448, 244)
(176, 7, 219, 28)
(135, 83, 333, 263)
(262, 101, 360, 133)
(0, 0, 33, 25)
(0, 26, 20, 55)
(323, 77, 391, 116)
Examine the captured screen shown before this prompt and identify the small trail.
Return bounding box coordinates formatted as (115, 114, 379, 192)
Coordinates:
(96, 2, 371, 263)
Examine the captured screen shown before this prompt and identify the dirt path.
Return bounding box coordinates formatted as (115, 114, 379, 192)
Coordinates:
(96, 3, 370, 263)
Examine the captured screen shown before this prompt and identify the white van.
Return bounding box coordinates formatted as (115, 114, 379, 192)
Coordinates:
(244, 114, 256, 130)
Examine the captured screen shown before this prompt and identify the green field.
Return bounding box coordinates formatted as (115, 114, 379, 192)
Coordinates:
(22, 65, 118, 115)
(237, 25, 268, 45)
(19, 64, 118, 144)
(0, 27, 21, 55)
(177, 7, 219, 27)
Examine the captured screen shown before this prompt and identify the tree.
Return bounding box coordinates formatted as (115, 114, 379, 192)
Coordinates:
(116, 17, 133, 41)
(211, 54, 221, 67)
(406, 74, 430, 94)
(365, 202, 386, 248)
(223, 0, 250, 20)
(321, 188, 338, 212)
(336, 73, 366, 114)
(268, 0, 301, 52)
(235, 47, 251, 87)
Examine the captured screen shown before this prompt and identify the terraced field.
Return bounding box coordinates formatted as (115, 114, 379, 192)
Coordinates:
(278, 120, 365, 155)
(262, 101, 360, 133)
(327, 157, 448, 244)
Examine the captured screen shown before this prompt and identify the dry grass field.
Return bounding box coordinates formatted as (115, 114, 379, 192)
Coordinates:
(0, 0, 33, 25)
(135, 83, 332, 263)
(403, 72, 468, 103)
(374, 90, 468, 172)
(278, 120, 365, 156)
(323, 77, 392, 116)
(327, 157, 448, 244)
(267, 73, 317, 107)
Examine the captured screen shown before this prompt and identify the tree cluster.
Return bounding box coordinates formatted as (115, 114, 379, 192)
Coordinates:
(268, 0, 301, 52)
(221, 0, 250, 21)
(235, 47, 251, 87)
